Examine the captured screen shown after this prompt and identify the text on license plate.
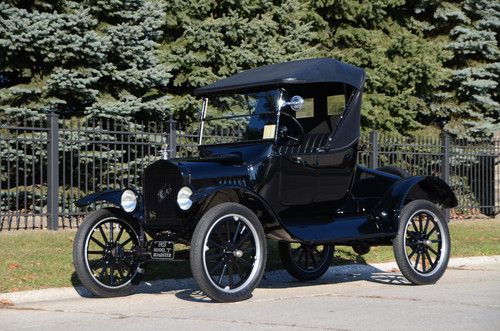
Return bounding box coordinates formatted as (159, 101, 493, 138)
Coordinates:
(151, 240, 174, 260)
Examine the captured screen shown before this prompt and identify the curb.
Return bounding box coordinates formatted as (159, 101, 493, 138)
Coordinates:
(1, 255, 499, 305)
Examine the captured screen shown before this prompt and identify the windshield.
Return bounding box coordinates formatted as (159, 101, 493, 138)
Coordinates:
(200, 91, 279, 145)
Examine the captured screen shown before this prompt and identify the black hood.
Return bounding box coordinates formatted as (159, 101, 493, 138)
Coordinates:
(171, 156, 250, 189)
(145, 141, 273, 192)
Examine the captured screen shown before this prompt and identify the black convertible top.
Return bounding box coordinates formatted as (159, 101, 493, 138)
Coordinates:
(194, 58, 365, 96)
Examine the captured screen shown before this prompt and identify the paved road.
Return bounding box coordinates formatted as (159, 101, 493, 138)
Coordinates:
(1, 259, 499, 331)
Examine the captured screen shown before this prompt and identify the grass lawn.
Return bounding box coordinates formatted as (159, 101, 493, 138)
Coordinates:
(0, 218, 499, 293)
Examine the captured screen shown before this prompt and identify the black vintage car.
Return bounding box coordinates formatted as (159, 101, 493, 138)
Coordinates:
(73, 58, 457, 302)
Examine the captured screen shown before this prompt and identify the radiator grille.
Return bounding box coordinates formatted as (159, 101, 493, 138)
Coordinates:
(143, 163, 183, 228)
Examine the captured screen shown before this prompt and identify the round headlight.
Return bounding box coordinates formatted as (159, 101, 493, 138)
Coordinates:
(120, 189, 137, 213)
(177, 186, 193, 210)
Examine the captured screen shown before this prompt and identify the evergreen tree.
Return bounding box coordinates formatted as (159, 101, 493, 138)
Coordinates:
(0, 0, 170, 122)
(1, 0, 497, 137)
(313, 0, 450, 134)
(161, 0, 325, 125)
(412, 0, 499, 139)
(0, 1, 172, 218)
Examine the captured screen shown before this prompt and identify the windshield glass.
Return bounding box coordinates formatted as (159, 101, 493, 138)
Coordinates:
(200, 91, 279, 145)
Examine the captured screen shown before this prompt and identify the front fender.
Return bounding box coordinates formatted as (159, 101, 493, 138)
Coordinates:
(191, 185, 277, 219)
(75, 189, 144, 219)
(374, 176, 458, 232)
(190, 185, 294, 240)
(75, 189, 122, 208)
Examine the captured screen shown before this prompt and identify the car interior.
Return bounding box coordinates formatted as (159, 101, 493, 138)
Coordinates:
(278, 92, 347, 154)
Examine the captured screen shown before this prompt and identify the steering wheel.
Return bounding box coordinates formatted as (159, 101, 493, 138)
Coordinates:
(278, 112, 305, 145)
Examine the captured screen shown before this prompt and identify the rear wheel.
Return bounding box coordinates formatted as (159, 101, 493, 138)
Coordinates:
(279, 242, 333, 281)
(393, 200, 450, 285)
(73, 208, 144, 297)
(352, 243, 370, 256)
(190, 203, 267, 302)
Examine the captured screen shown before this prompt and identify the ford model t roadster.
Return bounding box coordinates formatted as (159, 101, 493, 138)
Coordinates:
(74, 58, 457, 302)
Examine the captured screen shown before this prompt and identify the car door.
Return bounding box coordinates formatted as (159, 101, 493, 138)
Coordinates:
(314, 143, 357, 204)
(277, 143, 316, 205)
(278, 134, 356, 206)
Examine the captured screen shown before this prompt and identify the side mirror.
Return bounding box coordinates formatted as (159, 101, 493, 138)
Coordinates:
(283, 95, 304, 112)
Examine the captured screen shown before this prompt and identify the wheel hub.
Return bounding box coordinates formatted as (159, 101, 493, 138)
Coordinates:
(410, 232, 433, 247)
(222, 246, 243, 259)
(111, 244, 125, 258)
(422, 239, 432, 246)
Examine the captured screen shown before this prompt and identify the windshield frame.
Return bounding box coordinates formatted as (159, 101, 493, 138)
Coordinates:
(198, 89, 284, 146)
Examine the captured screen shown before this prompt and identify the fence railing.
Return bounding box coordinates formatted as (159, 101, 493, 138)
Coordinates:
(1, 113, 499, 230)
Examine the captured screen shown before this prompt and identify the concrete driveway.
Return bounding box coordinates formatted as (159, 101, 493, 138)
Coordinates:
(1, 257, 499, 331)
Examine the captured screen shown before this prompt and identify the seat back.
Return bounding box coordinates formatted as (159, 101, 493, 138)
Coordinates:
(278, 133, 330, 155)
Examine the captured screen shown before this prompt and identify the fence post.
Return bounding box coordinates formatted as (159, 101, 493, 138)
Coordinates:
(168, 114, 177, 158)
(369, 130, 379, 169)
(495, 132, 500, 215)
(441, 133, 451, 222)
(47, 112, 59, 230)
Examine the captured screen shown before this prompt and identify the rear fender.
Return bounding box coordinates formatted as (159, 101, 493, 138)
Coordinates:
(374, 176, 458, 233)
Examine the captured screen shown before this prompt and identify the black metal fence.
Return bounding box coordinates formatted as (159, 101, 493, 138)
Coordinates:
(1, 113, 499, 230)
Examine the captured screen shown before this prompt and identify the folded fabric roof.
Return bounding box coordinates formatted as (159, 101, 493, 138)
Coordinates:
(193, 58, 365, 96)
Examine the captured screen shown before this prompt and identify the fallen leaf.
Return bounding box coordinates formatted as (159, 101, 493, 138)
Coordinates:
(21, 274, 36, 281)
(0, 299, 14, 308)
(7, 262, 21, 270)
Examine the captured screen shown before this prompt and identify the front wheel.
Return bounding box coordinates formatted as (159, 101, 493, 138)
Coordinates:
(278, 242, 333, 281)
(393, 200, 450, 285)
(73, 208, 144, 297)
(190, 203, 267, 302)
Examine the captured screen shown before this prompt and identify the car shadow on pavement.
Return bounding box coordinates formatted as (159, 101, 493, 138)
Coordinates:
(260, 264, 411, 288)
(70, 264, 410, 301)
(174, 289, 215, 303)
(173, 264, 411, 303)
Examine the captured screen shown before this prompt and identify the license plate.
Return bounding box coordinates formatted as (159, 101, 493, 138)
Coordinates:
(151, 240, 174, 260)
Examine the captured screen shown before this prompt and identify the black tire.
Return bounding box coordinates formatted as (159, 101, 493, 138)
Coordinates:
(190, 202, 267, 302)
(278, 242, 333, 281)
(377, 165, 409, 178)
(393, 200, 450, 285)
(73, 208, 144, 297)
